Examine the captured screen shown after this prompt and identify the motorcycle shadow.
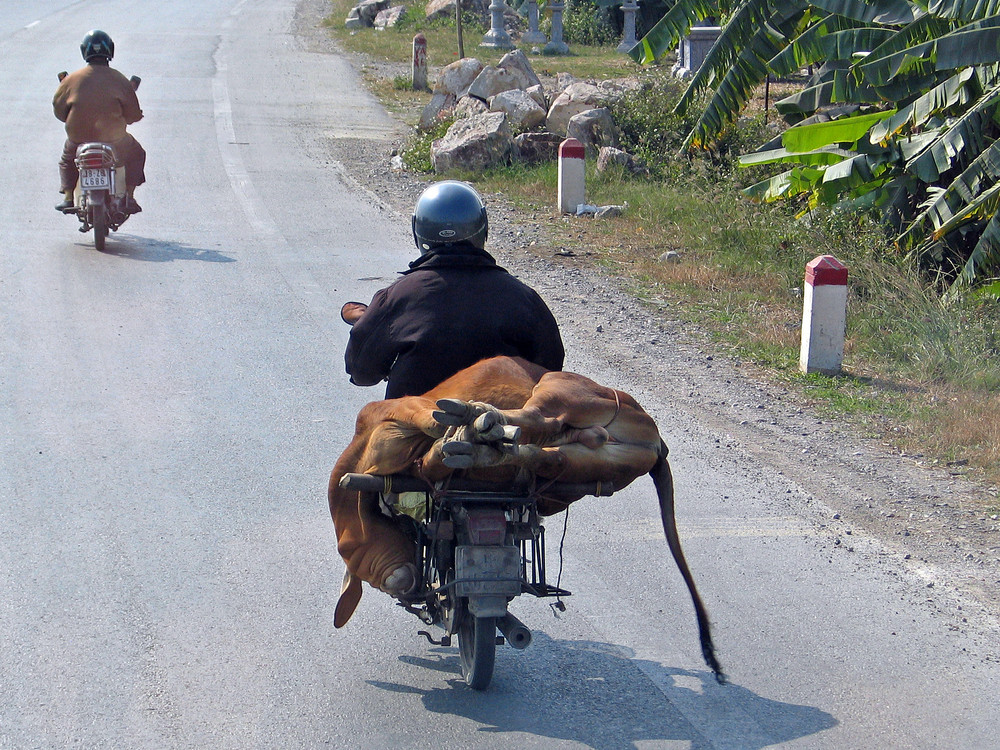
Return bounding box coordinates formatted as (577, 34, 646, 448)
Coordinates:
(81, 235, 236, 263)
(370, 632, 837, 749)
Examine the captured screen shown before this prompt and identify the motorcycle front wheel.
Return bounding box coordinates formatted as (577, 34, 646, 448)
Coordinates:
(457, 610, 497, 690)
(92, 201, 107, 252)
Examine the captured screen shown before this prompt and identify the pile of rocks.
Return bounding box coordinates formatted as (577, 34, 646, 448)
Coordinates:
(421, 52, 644, 174)
(345, 0, 407, 29)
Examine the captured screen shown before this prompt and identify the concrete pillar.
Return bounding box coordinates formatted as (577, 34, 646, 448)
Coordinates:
(558, 138, 586, 213)
(617, 0, 639, 53)
(412, 34, 428, 91)
(673, 24, 721, 78)
(480, 0, 515, 49)
(521, 0, 547, 45)
(799, 255, 848, 374)
(544, 1, 570, 54)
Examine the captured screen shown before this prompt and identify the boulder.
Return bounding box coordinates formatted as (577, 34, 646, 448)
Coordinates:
(454, 95, 489, 119)
(425, 0, 482, 19)
(566, 107, 618, 154)
(489, 89, 546, 129)
(496, 49, 541, 90)
(556, 72, 580, 90)
(545, 82, 610, 135)
(526, 84, 547, 109)
(513, 131, 563, 164)
(597, 146, 648, 176)
(344, 10, 364, 29)
(374, 5, 406, 28)
(433, 58, 485, 98)
(431, 112, 513, 172)
(419, 92, 456, 130)
(467, 66, 522, 102)
(356, 0, 391, 25)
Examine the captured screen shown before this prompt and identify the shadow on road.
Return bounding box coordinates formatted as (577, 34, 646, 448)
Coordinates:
(369, 633, 837, 749)
(84, 235, 236, 263)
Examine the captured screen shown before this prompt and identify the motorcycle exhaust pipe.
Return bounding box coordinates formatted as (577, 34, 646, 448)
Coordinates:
(498, 613, 532, 650)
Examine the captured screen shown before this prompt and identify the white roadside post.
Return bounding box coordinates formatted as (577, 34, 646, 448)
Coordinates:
(558, 138, 586, 214)
(412, 34, 428, 91)
(799, 254, 848, 374)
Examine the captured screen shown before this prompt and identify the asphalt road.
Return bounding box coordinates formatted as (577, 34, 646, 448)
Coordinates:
(2, 1, 999, 748)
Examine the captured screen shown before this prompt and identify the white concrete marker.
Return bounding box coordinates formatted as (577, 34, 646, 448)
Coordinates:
(558, 138, 586, 214)
(799, 254, 848, 374)
(412, 34, 428, 91)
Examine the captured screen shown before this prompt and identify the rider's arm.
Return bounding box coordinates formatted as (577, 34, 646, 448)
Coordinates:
(345, 290, 397, 387)
(117, 75, 143, 125)
(52, 81, 72, 123)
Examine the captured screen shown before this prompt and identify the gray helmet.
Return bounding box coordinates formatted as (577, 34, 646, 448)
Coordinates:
(81, 30, 114, 62)
(411, 180, 488, 253)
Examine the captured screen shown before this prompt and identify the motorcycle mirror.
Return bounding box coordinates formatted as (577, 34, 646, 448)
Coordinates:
(130, 75, 141, 91)
(341, 301, 368, 326)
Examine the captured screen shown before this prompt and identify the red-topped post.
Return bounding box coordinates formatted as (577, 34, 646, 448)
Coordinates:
(799, 255, 848, 374)
(558, 138, 586, 214)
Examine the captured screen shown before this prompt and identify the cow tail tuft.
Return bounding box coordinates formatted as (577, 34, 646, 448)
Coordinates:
(651, 439, 726, 684)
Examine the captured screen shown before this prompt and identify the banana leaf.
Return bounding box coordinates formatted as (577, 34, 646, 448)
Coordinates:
(905, 86, 1000, 180)
(930, 0, 1000, 22)
(870, 68, 977, 143)
(781, 109, 896, 151)
(951, 208, 1000, 293)
(899, 138, 1000, 247)
(742, 166, 825, 201)
(769, 14, 863, 75)
(739, 144, 856, 166)
(810, 0, 917, 25)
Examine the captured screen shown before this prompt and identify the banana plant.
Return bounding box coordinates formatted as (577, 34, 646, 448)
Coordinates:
(631, 0, 1000, 291)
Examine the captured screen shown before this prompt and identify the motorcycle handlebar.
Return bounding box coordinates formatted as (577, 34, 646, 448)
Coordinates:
(339, 472, 615, 498)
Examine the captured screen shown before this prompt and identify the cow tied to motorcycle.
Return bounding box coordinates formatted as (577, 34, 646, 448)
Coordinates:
(328, 354, 724, 682)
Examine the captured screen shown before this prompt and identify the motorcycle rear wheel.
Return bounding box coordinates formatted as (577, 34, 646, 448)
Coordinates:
(457, 611, 497, 690)
(92, 202, 107, 252)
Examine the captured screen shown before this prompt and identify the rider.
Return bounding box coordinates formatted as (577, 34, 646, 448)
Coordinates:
(52, 30, 145, 214)
(345, 180, 565, 398)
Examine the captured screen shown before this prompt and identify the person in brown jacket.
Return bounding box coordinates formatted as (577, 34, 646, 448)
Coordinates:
(53, 30, 145, 213)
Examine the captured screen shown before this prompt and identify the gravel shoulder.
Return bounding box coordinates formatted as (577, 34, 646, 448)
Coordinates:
(293, 0, 1000, 637)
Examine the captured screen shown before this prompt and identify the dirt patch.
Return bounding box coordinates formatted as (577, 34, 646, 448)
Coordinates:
(294, 0, 1000, 633)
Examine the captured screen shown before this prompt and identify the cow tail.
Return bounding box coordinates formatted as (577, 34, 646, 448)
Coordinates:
(651, 440, 726, 684)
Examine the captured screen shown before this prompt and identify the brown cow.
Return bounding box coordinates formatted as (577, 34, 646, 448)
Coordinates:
(328, 355, 724, 680)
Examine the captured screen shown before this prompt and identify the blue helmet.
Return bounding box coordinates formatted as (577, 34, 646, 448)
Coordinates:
(411, 181, 489, 253)
(81, 30, 114, 62)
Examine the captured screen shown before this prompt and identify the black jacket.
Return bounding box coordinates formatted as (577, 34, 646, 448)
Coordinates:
(346, 246, 564, 398)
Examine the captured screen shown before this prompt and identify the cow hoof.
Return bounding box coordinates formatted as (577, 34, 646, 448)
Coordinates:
(434, 399, 473, 426)
(381, 563, 417, 596)
(442, 454, 474, 469)
(443, 440, 473, 456)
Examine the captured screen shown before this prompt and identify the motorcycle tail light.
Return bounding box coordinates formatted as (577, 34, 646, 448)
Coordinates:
(466, 509, 507, 545)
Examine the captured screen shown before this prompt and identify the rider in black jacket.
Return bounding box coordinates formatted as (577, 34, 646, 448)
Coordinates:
(345, 181, 564, 399)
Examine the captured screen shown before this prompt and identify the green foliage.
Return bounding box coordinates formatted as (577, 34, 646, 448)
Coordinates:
(402, 117, 454, 173)
(562, 0, 620, 46)
(632, 0, 1000, 293)
(610, 74, 771, 180)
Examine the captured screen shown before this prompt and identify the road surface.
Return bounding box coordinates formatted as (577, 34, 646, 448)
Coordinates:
(1, 1, 998, 747)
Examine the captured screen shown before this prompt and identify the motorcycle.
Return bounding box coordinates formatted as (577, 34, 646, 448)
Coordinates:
(56, 71, 141, 252)
(338, 471, 613, 690)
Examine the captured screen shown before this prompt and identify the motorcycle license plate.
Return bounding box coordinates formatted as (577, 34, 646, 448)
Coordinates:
(80, 168, 110, 189)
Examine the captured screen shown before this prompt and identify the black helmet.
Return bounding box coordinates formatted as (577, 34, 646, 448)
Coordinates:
(412, 180, 488, 253)
(81, 30, 114, 62)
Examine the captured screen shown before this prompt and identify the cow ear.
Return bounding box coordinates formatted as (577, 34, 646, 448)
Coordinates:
(334, 569, 363, 628)
(341, 302, 368, 326)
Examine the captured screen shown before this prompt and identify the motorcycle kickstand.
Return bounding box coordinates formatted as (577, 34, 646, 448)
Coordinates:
(417, 630, 451, 647)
